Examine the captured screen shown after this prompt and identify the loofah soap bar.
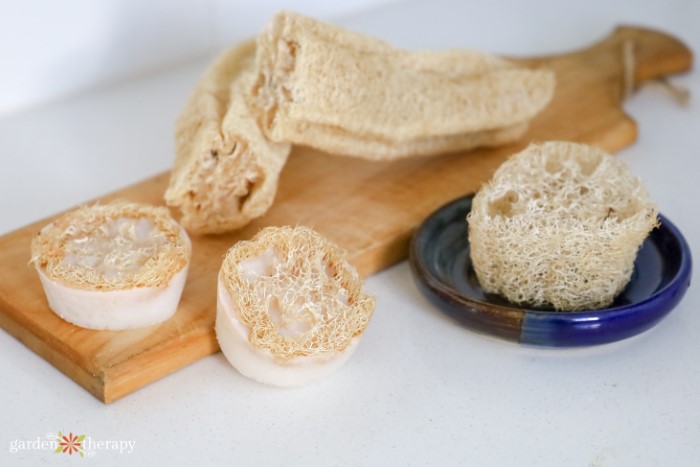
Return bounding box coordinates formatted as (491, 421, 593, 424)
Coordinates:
(216, 226, 375, 387)
(468, 141, 658, 311)
(30, 201, 191, 330)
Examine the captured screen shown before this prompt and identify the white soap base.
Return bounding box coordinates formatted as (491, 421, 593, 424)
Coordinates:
(36, 263, 190, 331)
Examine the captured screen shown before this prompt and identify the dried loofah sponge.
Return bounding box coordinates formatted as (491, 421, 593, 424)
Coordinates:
(216, 225, 375, 386)
(468, 141, 658, 311)
(250, 11, 554, 160)
(165, 40, 291, 234)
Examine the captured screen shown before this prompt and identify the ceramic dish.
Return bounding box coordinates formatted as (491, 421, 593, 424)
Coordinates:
(409, 194, 692, 347)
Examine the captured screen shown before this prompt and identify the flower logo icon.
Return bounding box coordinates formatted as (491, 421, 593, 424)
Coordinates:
(54, 431, 86, 457)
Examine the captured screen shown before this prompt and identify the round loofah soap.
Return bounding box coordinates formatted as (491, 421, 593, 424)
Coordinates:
(30, 201, 191, 330)
(216, 225, 375, 387)
(468, 141, 658, 311)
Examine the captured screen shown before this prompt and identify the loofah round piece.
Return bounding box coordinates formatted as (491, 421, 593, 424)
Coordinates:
(217, 225, 375, 386)
(468, 141, 658, 311)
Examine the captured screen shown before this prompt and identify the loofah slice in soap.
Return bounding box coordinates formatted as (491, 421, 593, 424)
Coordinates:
(216, 225, 375, 386)
(30, 201, 191, 330)
(468, 141, 658, 311)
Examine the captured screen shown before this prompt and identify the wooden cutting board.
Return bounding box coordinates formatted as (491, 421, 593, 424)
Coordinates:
(0, 26, 692, 403)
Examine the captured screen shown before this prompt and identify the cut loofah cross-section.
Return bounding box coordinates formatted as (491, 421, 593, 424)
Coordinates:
(468, 141, 658, 311)
(220, 226, 375, 361)
(31, 201, 191, 291)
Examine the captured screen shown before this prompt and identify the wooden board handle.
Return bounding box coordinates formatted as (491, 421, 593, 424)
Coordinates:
(520, 25, 692, 106)
(612, 25, 693, 88)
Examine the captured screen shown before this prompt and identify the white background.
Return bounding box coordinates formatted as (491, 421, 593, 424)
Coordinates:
(1, 1, 699, 466)
(0, 0, 397, 117)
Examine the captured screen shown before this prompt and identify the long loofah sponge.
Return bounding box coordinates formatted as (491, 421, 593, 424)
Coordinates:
(165, 40, 291, 234)
(468, 141, 658, 311)
(250, 11, 554, 160)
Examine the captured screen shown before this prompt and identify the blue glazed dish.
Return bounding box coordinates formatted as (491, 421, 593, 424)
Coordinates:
(409, 194, 692, 347)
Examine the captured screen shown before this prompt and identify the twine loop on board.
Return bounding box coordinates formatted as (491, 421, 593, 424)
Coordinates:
(622, 39, 690, 106)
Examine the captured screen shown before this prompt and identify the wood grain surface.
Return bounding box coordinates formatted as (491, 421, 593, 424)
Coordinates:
(0, 26, 692, 403)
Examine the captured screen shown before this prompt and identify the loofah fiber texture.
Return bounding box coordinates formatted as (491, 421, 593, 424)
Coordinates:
(31, 201, 191, 291)
(250, 11, 555, 160)
(220, 226, 375, 361)
(165, 40, 291, 234)
(468, 141, 658, 311)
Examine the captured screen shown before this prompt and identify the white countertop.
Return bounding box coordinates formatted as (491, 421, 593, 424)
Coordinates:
(1, 1, 698, 466)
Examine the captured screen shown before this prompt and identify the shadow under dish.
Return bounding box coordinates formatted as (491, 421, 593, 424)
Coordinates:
(409, 194, 692, 347)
